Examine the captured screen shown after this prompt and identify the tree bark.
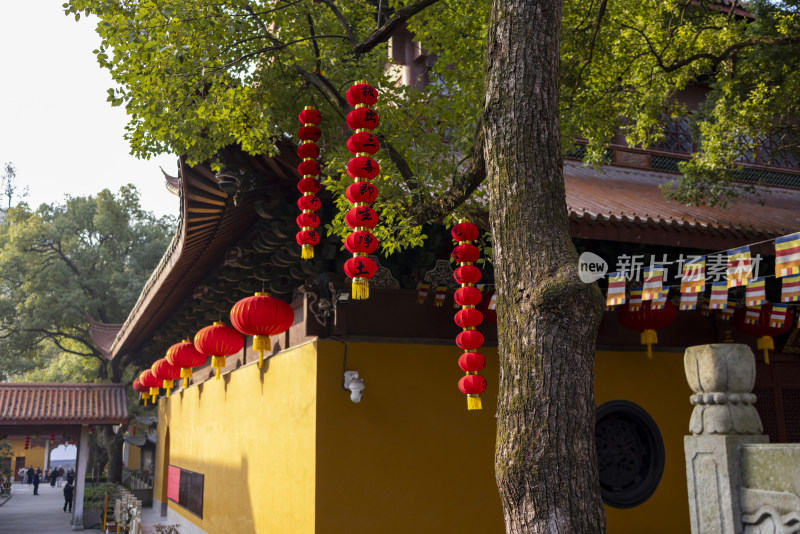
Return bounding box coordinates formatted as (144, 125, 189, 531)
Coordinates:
(484, 1, 606, 532)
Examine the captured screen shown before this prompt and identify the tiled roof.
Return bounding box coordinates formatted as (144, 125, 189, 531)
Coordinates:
(0, 383, 128, 425)
(86, 313, 123, 358)
(565, 161, 800, 248)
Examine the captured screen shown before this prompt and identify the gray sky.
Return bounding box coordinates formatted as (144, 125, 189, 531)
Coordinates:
(0, 2, 179, 217)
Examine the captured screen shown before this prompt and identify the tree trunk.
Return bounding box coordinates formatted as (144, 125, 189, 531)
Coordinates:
(104, 426, 125, 483)
(484, 0, 606, 532)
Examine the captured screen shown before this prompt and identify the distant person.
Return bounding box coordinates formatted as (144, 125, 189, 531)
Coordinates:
(63, 480, 74, 512)
(26, 466, 34, 486)
(19, 467, 26, 484)
(57, 467, 65, 487)
(50, 468, 57, 487)
(66, 469, 74, 485)
(32, 470, 40, 495)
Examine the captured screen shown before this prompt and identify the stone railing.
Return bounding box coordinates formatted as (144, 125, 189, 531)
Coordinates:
(684, 344, 800, 534)
(111, 489, 143, 534)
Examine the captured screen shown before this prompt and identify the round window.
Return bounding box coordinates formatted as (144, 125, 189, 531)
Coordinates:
(595, 400, 665, 508)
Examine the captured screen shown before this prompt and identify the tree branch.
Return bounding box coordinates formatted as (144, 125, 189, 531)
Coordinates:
(353, 0, 442, 56)
(405, 116, 486, 225)
(316, 0, 355, 43)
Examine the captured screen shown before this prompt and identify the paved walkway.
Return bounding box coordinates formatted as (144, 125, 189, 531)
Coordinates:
(0, 482, 76, 533)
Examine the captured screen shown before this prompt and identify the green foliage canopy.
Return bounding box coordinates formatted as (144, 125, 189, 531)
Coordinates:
(63, 0, 800, 222)
(0, 186, 175, 380)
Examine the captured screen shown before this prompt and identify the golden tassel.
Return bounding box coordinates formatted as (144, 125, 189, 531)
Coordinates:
(301, 245, 314, 260)
(253, 335, 270, 368)
(352, 279, 369, 300)
(757, 336, 774, 365)
(641, 329, 657, 359)
(164, 379, 173, 396)
(467, 395, 482, 411)
(212, 355, 225, 380)
(180, 367, 192, 389)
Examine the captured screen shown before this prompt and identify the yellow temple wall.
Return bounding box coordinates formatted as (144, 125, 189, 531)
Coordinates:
(153, 341, 318, 534)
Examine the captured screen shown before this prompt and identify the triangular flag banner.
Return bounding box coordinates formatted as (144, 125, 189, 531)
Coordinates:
(782, 274, 800, 303)
(769, 304, 788, 328)
(745, 306, 761, 325)
(606, 272, 626, 307)
(681, 257, 706, 294)
(416, 283, 430, 304)
(701, 296, 711, 316)
(745, 277, 767, 307)
(642, 267, 665, 302)
(434, 286, 446, 307)
(775, 232, 800, 278)
(727, 246, 753, 288)
(680, 292, 699, 311)
(629, 288, 642, 311)
(710, 281, 728, 309)
(720, 303, 735, 321)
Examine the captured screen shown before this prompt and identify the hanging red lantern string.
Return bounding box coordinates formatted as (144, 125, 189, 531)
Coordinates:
(344, 80, 380, 300)
(194, 321, 244, 380)
(132, 376, 149, 405)
(734, 304, 794, 364)
(166, 339, 209, 389)
(296, 107, 323, 260)
(617, 299, 677, 359)
(452, 220, 487, 411)
(152, 357, 182, 396)
(230, 292, 294, 368)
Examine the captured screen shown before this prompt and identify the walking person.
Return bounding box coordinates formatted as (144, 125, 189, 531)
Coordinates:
(50, 468, 57, 487)
(32, 470, 40, 495)
(63, 480, 74, 513)
(26, 466, 33, 485)
(57, 467, 64, 487)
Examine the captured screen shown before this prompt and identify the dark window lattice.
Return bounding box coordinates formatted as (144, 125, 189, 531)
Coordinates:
(781, 387, 800, 443)
(753, 386, 780, 441)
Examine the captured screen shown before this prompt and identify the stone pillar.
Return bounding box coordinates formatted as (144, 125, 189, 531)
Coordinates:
(72, 424, 90, 530)
(684, 344, 768, 534)
(43, 440, 50, 472)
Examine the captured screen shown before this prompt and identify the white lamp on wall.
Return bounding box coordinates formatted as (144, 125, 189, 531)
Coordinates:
(343, 371, 365, 403)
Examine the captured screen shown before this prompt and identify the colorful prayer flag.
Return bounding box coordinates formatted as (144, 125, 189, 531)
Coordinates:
(651, 291, 667, 310)
(744, 306, 761, 325)
(769, 304, 788, 328)
(434, 286, 446, 307)
(701, 296, 711, 316)
(775, 232, 800, 278)
(629, 288, 642, 311)
(605, 272, 626, 307)
(727, 246, 753, 288)
(416, 283, 430, 304)
(681, 257, 706, 294)
(782, 274, 800, 303)
(745, 277, 767, 307)
(710, 281, 728, 309)
(720, 303, 735, 321)
(680, 291, 699, 311)
(642, 267, 665, 302)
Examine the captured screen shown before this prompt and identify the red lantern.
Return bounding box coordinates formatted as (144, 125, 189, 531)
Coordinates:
(734, 304, 794, 364)
(132, 376, 150, 405)
(297, 142, 320, 159)
(194, 322, 244, 380)
(140, 369, 162, 398)
(152, 357, 181, 396)
(345, 206, 379, 229)
(458, 352, 486, 373)
(50, 434, 54, 444)
(345, 182, 378, 204)
(617, 299, 677, 359)
(455, 308, 484, 328)
(297, 125, 321, 142)
(346, 83, 379, 106)
(297, 177, 321, 194)
(24, 436, 29, 450)
(296, 106, 323, 260)
(344, 81, 381, 300)
(166, 340, 209, 389)
(346, 156, 380, 180)
(230, 293, 294, 368)
(346, 107, 380, 130)
(345, 230, 379, 254)
(346, 132, 380, 154)
(452, 219, 486, 410)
